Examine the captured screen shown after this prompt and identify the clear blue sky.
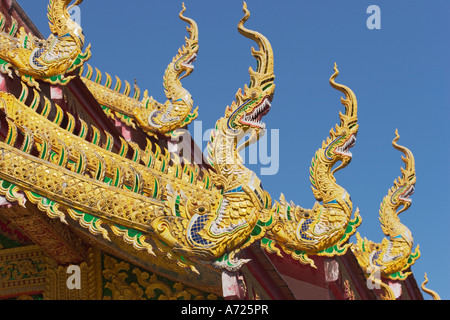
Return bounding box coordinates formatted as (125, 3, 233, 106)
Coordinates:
(19, 0, 449, 299)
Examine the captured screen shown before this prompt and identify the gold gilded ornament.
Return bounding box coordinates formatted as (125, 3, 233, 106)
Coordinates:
(0, 0, 91, 87)
(351, 130, 420, 281)
(421, 273, 441, 300)
(80, 3, 198, 136)
(262, 64, 361, 268)
(102, 254, 218, 300)
(0, 2, 365, 274)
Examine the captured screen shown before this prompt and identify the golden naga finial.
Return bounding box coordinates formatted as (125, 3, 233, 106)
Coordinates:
(80, 3, 200, 137)
(238, 2, 274, 84)
(0, 0, 91, 87)
(130, 3, 200, 136)
(262, 64, 361, 268)
(48, 0, 85, 47)
(149, 2, 277, 272)
(352, 130, 420, 281)
(176, 2, 198, 81)
(421, 273, 441, 300)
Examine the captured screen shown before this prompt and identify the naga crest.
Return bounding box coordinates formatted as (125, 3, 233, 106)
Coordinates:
(133, 3, 199, 136)
(377, 130, 418, 257)
(0, 0, 91, 87)
(224, 1, 275, 137)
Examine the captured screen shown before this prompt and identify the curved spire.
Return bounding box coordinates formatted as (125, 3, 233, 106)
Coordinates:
(324, 63, 359, 176)
(0, 0, 90, 86)
(237, 2, 274, 88)
(131, 3, 199, 135)
(329, 63, 358, 130)
(421, 273, 441, 300)
(179, 2, 198, 43)
(352, 129, 419, 281)
(175, 2, 199, 81)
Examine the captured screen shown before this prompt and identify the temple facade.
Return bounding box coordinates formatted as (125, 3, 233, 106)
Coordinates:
(0, 0, 437, 300)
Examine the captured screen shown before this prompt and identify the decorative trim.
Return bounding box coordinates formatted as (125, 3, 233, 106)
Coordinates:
(0, 245, 47, 298)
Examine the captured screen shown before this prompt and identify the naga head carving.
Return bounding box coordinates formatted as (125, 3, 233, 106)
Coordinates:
(323, 64, 358, 173)
(375, 129, 416, 249)
(173, 3, 198, 81)
(224, 2, 275, 135)
(379, 130, 417, 248)
(134, 3, 199, 135)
